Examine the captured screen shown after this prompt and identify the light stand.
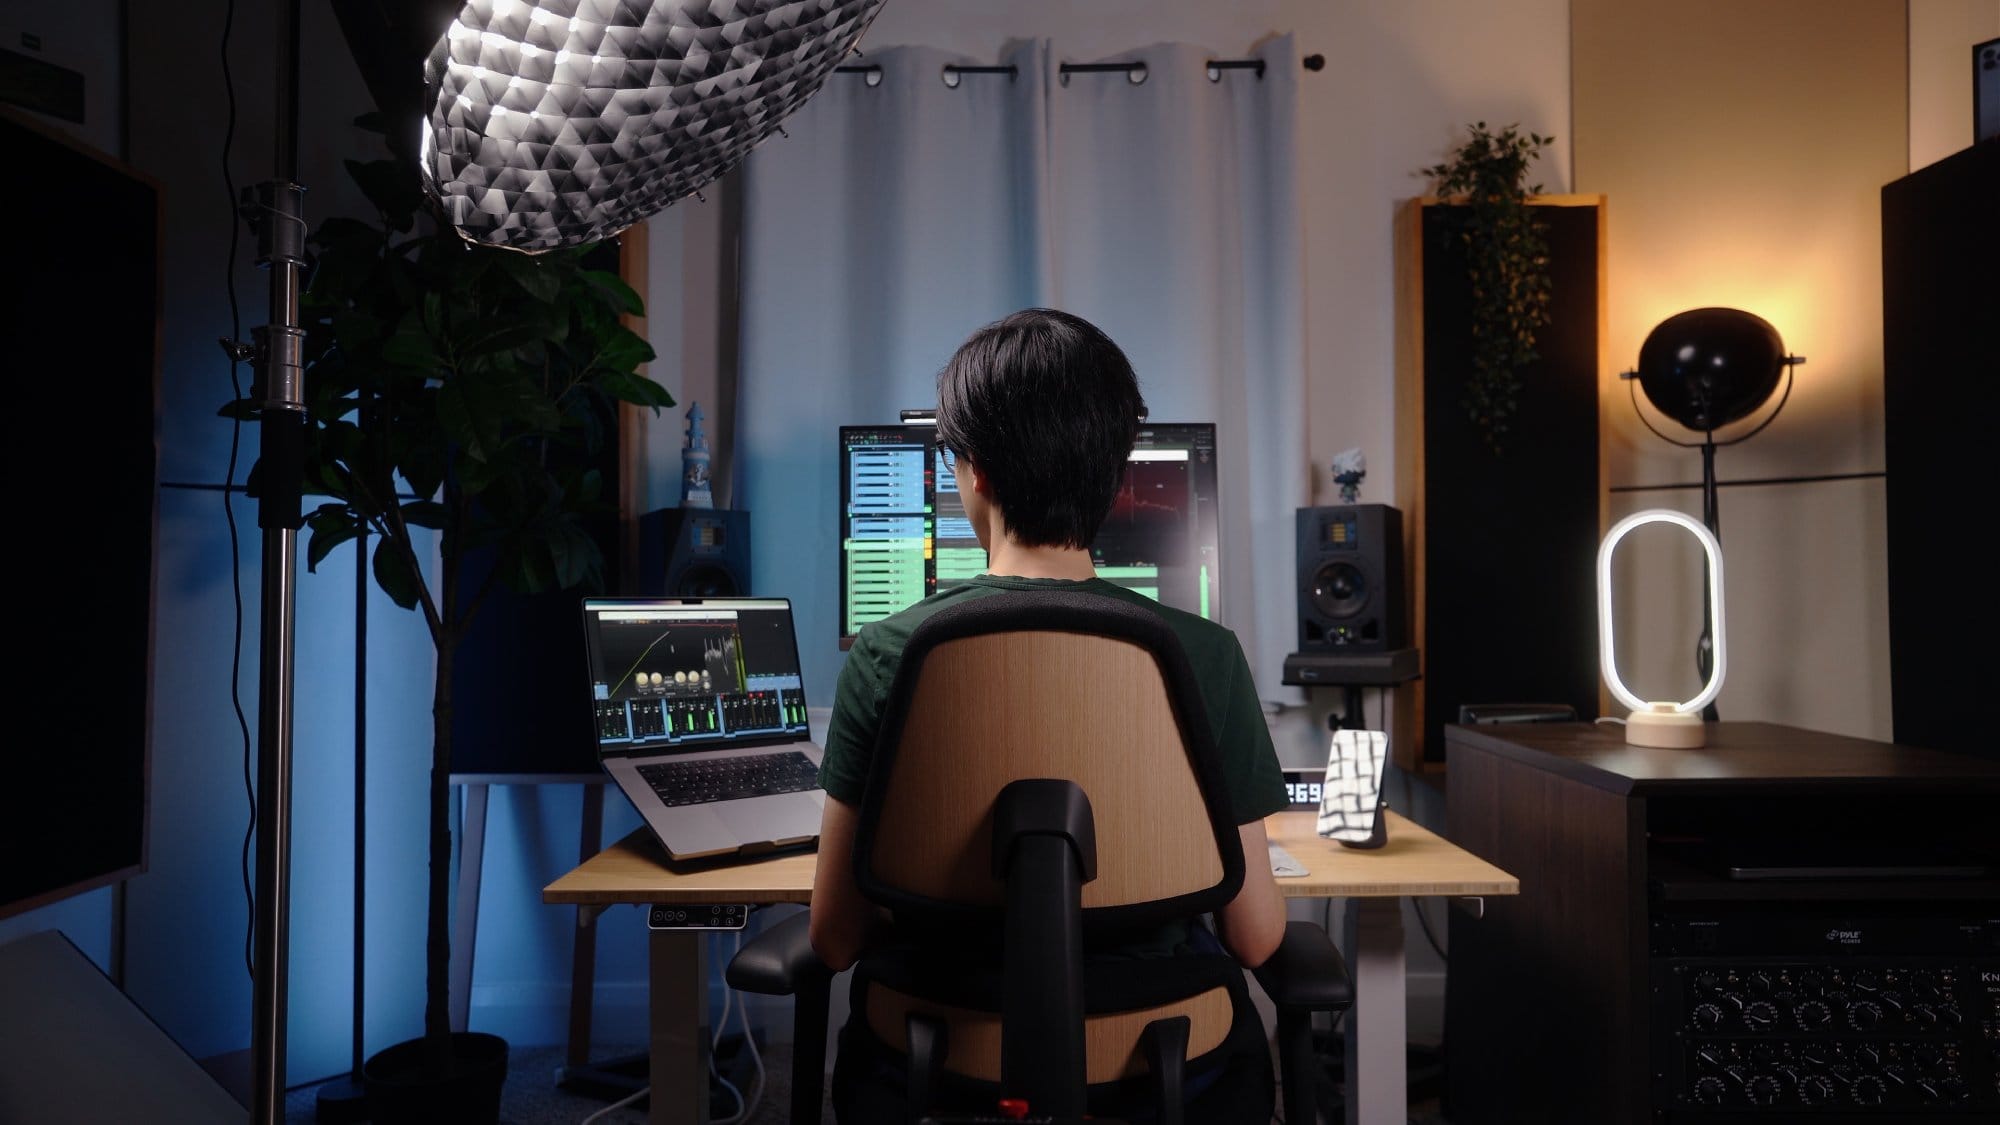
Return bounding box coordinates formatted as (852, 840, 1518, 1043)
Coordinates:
(239, 0, 308, 1120)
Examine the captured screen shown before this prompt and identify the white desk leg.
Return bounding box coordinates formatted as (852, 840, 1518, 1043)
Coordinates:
(1343, 897, 1407, 1125)
(649, 929, 709, 1125)
(449, 782, 490, 1034)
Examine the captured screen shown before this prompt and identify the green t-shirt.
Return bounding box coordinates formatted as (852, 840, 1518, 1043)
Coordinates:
(819, 574, 1287, 825)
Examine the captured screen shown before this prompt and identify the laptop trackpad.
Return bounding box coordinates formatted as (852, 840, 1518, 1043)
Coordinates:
(659, 804, 737, 858)
(715, 792, 821, 848)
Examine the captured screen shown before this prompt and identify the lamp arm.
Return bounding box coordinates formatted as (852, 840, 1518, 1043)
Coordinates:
(1625, 356, 1803, 452)
(1711, 359, 1801, 449)
(1625, 376, 1706, 449)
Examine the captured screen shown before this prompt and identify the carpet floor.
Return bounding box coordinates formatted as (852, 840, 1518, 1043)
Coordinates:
(284, 1040, 1449, 1124)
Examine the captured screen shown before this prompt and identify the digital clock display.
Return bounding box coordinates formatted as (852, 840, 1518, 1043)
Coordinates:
(1285, 779, 1323, 808)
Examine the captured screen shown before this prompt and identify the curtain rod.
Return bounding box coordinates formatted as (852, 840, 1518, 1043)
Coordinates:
(835, 53, 1324, 88)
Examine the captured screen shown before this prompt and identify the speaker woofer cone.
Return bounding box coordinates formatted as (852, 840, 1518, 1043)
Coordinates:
(1311, 561, 1368, 619)
(674, 564, 741, 599)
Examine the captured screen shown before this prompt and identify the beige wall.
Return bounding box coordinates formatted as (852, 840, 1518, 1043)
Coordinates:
(1910, 0, 2000, 170)
(1574, 0, 1908, 739)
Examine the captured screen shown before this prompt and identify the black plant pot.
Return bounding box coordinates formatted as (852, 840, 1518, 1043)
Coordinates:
(361, 1031, 509, 1125)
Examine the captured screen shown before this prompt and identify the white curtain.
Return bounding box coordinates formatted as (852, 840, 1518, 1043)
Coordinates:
(738, 36, 1305, 703)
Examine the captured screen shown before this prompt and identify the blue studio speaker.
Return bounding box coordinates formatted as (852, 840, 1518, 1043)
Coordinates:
(639, 508, 752, 597)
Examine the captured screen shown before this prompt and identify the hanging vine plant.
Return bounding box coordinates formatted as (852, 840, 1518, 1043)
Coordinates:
(1421, 122, 1554, 453)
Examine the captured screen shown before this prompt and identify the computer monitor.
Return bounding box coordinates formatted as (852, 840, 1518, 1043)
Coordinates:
(837, 422, 1220, 644)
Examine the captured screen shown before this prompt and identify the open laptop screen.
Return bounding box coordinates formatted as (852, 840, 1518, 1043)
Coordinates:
(582, 597, 810, 757)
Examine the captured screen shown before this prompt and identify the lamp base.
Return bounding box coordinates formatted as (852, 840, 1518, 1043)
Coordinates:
(1625, 703, 1706, 749)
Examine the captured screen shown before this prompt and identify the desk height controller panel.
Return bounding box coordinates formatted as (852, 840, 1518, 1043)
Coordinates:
(649, 903, 749, 931)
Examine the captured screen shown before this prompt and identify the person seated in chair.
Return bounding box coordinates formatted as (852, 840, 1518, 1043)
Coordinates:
(808, 307, 1290, 1119)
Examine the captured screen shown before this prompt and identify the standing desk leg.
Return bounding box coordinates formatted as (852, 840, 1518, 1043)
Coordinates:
(1343, 897, 1407, 1125)
(567, 785, 607, 1068)
(649, 929, 709, 1125)
(449, 782, 490, 1033)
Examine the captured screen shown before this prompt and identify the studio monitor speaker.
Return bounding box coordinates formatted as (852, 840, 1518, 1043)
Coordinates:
(1296, 504, 1406, 653)
(639, 508, 751, 597)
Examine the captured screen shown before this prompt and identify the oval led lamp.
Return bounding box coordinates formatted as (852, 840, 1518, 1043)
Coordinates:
(1597, 509, 1726, 749)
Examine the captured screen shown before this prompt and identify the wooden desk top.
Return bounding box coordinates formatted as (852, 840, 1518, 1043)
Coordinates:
(1267, 810, 1518, 898)
(544, 810, 1518, 906)
(1443, 721, 2000, 796)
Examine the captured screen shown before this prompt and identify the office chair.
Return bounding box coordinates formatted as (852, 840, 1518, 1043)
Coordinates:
(729, 590, 1353, 1124)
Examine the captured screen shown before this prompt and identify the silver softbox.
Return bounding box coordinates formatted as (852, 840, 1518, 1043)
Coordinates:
(423, 0, 882, 251)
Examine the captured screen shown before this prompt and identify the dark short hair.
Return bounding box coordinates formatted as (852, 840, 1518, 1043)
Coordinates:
(934, 308, 1146, 549)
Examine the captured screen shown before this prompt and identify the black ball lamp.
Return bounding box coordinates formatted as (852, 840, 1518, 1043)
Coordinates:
(1619, 307, 1804, 720)
(1622, 307, 1804, 536)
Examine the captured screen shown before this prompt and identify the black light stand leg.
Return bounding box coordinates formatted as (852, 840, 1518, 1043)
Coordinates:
(1697, 439, 1720, 722)
(250, 1, 308, 1121)
(316, 527, 370, 1122)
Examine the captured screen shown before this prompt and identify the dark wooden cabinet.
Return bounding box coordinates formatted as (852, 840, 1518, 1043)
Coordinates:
(1443, 721, 2000, 1124)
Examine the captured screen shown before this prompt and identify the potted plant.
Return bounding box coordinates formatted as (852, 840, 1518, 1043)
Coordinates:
(227, 129, 671, 1123)
(1420, 121, 1555, 453)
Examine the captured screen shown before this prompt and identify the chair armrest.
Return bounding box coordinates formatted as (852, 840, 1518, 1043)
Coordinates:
(725, 910, 831, 996)
(1252, 921, 1353, 1012)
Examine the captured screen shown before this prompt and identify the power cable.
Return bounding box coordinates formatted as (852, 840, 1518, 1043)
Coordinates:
(219, 0, 257, 986)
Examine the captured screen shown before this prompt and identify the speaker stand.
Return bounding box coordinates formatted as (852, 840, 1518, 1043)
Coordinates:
(1282, 648, 1420, 689)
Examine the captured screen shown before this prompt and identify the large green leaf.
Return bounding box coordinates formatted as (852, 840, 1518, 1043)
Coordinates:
(381, 310, 440, 369)
(546, 518, 603, 591)
(498, 252, 564, 304)
(503, 539, 557, 594)
(594, 325, 656, 374)
(372, 535, 425, 611)
(306, 507, 362, 571)
(399, 500, 447, 530)
(596, 369, 674, 410)
(344, 158, 423, 232)
(436, 379, 498, 463)
(460, 319, 558, 359)
(579, 268, 644, 317)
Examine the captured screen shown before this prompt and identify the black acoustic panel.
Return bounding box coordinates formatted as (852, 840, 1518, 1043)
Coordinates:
(1419, 203, 1602, 763)
(1881, 140, 1999, 760)
(448, 510, 621, 779)
(2, 117, 157, 918)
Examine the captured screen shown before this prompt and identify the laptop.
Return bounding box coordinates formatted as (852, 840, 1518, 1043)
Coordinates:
(582, 596, 826, 860)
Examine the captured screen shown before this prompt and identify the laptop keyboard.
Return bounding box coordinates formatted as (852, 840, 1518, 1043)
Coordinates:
(638, 751, 821, 807)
